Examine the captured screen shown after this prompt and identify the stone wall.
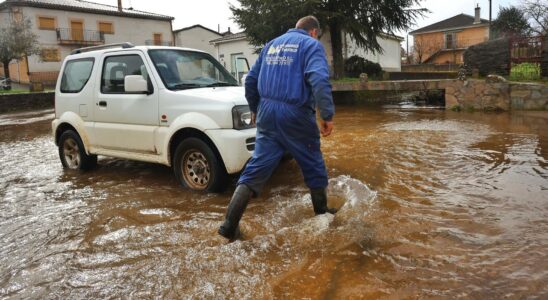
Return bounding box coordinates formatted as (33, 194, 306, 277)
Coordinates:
(0, 92, 54, 114)
(402, 64, 460, 73)
(388, 72, 457, 81)
(445, 80, 511, 111)
(510, 83, 548, 110)
(444, 79, 547, 111)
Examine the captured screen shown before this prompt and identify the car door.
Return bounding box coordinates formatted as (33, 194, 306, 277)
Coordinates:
(93, 51, 159, 153)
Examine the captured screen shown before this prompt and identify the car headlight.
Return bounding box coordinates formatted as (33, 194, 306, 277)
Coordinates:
(232, 105, 254, 130)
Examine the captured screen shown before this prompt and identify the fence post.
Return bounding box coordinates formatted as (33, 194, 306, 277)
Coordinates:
(542, 35, 548, 79)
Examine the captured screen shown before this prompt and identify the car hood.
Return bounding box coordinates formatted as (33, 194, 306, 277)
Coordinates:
(175, 86, 248, 106)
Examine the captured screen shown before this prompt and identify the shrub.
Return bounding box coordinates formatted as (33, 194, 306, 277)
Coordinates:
(510, 63, 541, 81)
(344, 55, 382, 78)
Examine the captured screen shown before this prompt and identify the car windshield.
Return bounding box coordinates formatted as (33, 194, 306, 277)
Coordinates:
(148, 49, 238, 90)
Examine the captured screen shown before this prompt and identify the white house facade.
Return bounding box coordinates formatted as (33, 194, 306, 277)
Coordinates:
(342, 33, 404, 72)
(0, 0, 173, 84)
(173, 25, 223, 57)
(210, 32, 260, 82)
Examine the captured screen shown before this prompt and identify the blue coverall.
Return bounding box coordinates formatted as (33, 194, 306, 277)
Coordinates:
(238, 28, 335, 195)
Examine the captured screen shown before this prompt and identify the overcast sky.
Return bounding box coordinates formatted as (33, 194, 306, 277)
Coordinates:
(84, 0, 522, 34)
(1, 0, 524, 39)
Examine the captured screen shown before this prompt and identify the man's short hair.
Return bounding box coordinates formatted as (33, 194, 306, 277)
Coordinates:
(295, 16, 320, 32)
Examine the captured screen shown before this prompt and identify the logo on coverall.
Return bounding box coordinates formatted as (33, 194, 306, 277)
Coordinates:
(266, 44, 298, 66)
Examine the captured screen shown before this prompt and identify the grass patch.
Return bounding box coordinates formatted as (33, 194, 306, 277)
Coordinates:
(0, 89, 30, 95)
(510, 63, 541, 81)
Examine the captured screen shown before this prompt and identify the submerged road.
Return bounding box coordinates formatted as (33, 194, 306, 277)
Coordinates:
(0, 107, 547, 298)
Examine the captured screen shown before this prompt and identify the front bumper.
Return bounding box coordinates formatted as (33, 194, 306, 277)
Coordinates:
(206, 127, 256, 174)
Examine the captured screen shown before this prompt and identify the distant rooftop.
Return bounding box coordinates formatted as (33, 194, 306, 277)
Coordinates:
(210, 32, 247, 44)
(410, 14, 489, 35)
(0, 0, 174, 21)
(174, 24, 222, 36)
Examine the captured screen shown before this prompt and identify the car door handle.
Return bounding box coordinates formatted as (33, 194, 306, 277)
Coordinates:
(98, 101, 107, 107)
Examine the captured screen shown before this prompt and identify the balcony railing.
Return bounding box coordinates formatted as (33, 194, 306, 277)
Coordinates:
(145, 40, 173, 46)
(442, 38, 488, 50)
(56, 28, 105, 46)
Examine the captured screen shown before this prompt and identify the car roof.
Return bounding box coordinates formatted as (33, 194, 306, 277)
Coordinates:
(67, 44, 208, 60)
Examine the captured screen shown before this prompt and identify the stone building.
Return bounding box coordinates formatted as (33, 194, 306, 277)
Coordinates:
(0, 0, 174, 84)
(173, 24, 223, 57)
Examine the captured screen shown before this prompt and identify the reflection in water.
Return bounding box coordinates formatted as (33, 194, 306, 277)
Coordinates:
(0, 108, 547, 298)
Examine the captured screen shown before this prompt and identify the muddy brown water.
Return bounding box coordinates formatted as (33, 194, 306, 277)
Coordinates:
(0, 107, 547, 299)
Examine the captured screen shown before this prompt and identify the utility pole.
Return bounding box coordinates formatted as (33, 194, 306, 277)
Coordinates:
(488, 0, 493, 39)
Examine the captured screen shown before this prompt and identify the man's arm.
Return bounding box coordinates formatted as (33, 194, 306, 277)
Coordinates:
(304, 41, 335, 136)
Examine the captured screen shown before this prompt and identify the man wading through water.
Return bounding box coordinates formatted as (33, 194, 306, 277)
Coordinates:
(219, 16, 336, 240)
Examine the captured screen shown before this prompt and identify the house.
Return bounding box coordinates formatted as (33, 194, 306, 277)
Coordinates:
(410, 5, 490, 64)
(337, 33, 404, 72)
(209, 32, 260, 82)
(173, 24, 223, 57)
(0, 0, 174, 84)
(210, 30, 404, 80)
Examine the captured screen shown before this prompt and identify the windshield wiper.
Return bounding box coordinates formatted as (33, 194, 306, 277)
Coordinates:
(205, 82, 238, 87)
(170, 83, 202, 90)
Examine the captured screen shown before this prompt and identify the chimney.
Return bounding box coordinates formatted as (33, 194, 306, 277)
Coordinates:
(474, 5, 481, 24)
(117, 0, 122, 12)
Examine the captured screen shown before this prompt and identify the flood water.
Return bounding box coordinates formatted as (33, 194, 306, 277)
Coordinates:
(1, 107, 547, 299)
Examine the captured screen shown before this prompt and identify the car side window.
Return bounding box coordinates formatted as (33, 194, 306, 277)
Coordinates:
(60, 58, 94, 93)
(101, 54, 148, 94)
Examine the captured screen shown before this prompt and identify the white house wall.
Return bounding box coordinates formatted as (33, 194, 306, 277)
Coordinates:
(175, 27, 221, 56)
(345, 35, 402, 72)
(215, 39, 259, 73)
(20, 6, 172, 72)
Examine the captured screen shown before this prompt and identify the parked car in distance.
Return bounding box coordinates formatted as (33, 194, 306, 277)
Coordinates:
(0, 77, 11, 90)
(52, 43, 256, 192)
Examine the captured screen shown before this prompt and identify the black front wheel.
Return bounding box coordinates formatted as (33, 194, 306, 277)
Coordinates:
(58, 130, 97, 170)
(173, 138, 228, 192)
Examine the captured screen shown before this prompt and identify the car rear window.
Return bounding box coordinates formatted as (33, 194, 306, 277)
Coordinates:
(60, 58, 94, 93)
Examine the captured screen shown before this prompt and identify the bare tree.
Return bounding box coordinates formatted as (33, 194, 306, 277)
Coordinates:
(0, 16, 40, 79)
(521, 0, 548, 35)
(413, 38, 432, 64)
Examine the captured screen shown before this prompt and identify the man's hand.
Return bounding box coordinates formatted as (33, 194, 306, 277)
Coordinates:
(320, 120, 333, 137)
(251, 112, 256, 125)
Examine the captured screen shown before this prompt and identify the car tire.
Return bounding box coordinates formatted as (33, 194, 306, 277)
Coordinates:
(173, 137, 228, 192)
(59, 130, 97, 170)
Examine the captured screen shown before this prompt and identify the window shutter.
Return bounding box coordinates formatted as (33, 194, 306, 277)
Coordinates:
(99, 22, 113, 34)
(39, 17, 55, 30)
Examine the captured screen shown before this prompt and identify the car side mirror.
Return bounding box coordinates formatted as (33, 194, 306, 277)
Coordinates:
(125, 75, 150, 94)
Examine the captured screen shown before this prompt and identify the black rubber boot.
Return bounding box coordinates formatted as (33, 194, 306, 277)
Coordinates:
(310, 188, 337, 215)
(218, 184, 252, 240)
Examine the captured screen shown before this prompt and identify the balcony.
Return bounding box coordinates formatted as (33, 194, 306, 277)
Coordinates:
(56, 28, 105, 46)
(442, 38, 488, 50)
(145, 40, 173, 46)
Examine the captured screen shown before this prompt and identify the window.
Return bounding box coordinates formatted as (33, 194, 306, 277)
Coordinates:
(148, 49, 238, 90)
(153, 33, 162, 45)
(101, 55, 148, 94)
(445, 33, 456, 49)
(60, 58, 94, 93)
(38, 16, 55, 30)
(230, 53, 247, 81)
(98, 22, 114, 34)
(41, 48, 61, 62)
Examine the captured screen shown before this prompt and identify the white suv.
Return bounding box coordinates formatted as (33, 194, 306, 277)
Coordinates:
(52, 43, 256, 192)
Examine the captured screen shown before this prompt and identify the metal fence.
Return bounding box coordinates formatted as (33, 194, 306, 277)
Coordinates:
(56, 28, 105, 45)
(509, 36, 546, 80)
